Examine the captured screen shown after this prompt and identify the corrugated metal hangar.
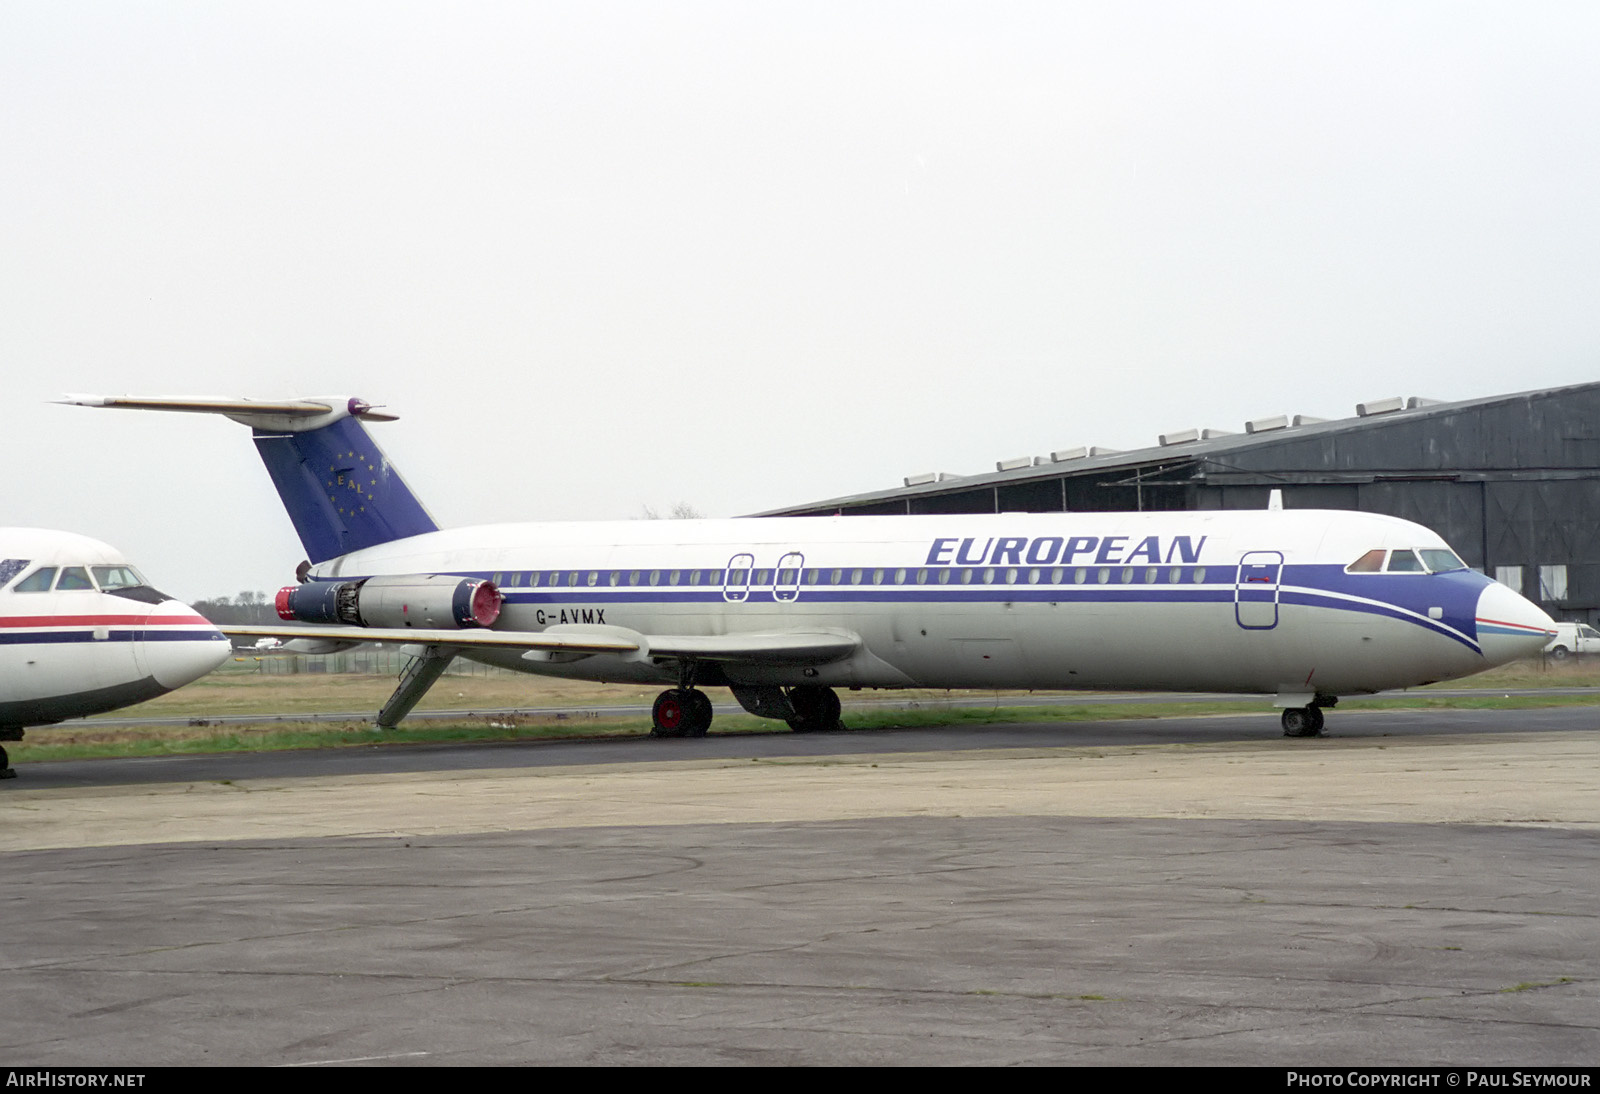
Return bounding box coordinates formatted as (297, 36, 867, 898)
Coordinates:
(761, 381, 1600, 624)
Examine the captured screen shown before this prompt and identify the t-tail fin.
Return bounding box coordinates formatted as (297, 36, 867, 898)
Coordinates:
(62, 395, 439, 563)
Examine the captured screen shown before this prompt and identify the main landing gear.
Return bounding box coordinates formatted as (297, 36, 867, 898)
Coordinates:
(1281, 696, 1336, 738)
(652, 661, 715, 738)
(784, 685, 842, 733)
(649, 679, 846, 737)
(650, 688, 713, 738)
(0, 745, 13, 780)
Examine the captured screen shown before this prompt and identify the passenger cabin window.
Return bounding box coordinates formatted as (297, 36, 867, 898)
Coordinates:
(55, 567, 94, 591)
(14, 567, 56, 592)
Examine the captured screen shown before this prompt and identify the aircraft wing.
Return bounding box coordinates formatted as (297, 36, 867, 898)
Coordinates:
(219, 624, 859, 664)
(219, 624, 641, 654)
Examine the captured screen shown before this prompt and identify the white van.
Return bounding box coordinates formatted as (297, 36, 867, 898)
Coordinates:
(1543, 622, 1600, 659)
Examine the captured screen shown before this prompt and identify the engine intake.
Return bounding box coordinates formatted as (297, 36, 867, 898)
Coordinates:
(276, 574, 502, 630)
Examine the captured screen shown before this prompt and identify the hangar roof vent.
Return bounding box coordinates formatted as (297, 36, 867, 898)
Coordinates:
(1050, 446, 1124, 462)
(1160, 427, 1238, 446)
(1356, 396, 1406, 417)
(1245, 414, 1289, 434)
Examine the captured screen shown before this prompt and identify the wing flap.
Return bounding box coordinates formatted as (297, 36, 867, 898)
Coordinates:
(642, 631, 860, 664)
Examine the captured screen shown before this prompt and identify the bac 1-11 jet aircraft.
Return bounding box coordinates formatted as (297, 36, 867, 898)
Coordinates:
(65, 394, 1557, 739)
(0, 528, 231, 777)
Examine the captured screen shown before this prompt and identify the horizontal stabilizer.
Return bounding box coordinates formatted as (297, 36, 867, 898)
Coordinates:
(65, 392, 433, 562)
(59, 393, 398, 431)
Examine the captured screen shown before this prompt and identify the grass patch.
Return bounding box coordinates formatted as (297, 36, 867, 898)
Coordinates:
(1500, 978, 1574, 993)
(11, 656, 1598, 765)
(13, 684, 1600, 765)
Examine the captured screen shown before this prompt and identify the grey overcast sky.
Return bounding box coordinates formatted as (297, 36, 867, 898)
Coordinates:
(4, 1, 1599, 601)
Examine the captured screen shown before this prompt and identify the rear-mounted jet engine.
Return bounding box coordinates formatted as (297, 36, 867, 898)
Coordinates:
(276, 574, 502, 630)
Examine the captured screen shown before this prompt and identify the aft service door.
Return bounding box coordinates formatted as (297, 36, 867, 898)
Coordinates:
(1235, 550, 1283, 629)
(774, 552, 804, 602)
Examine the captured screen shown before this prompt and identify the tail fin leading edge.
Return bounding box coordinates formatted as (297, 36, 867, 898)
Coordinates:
(253, 415, 438, 563)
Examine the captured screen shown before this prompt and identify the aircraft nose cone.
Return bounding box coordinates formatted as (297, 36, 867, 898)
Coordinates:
(140, 602, 231, 690)
(1475, 581, 1556, 666)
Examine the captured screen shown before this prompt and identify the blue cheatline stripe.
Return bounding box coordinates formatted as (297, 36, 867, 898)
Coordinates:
(306, 561, 1493, 650)
(500, 587, 1238, 605)
(0, 630, 224, 646)
(1280, 589, 1479, 653)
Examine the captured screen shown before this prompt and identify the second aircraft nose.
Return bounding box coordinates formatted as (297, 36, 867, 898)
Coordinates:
(139, 602, 232, 691)
(1475, 581, 1557, 667)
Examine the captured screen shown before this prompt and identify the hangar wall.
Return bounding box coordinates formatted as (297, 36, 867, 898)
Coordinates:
(765, 382, 1600, 625)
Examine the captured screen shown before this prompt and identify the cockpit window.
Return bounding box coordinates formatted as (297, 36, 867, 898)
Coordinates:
(13, 567, 56, 592)
(1418, 549, 1466, 573)
(91, 565, 145, 590)
(1348, 548, 1469, 575)
(1346, 550, 1386, 573)
(1386, 550, 1426, 572)
(0, 559, 29, 588)
(55, 567, 94, 591)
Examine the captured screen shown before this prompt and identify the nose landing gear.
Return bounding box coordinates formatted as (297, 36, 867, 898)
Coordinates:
(1281, 696, 1335, 738)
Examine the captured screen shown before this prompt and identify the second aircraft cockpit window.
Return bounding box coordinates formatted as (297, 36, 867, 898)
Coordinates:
(0, 559, 30, 589)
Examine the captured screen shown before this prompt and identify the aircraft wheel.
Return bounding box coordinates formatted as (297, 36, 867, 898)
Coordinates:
(0, 745, 13, 779)
(651, 689, 691, 737)
(1281, 706, 1324, 738)
(685, 689, 713, 737)
(786, 685, 842, 732)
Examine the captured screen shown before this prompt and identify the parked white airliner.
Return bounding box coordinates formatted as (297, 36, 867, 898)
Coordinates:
(0, 528, 231, 776)
(66, 395, 1556, 738)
